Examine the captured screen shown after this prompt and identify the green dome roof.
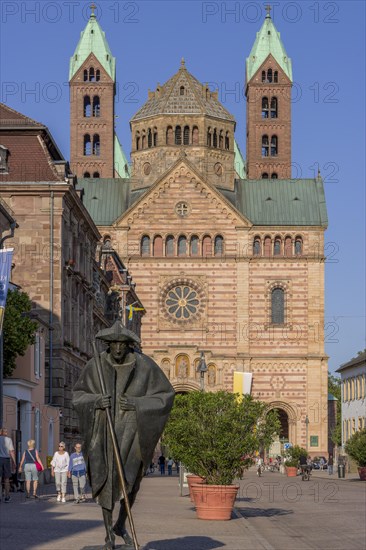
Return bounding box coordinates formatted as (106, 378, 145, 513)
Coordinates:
(69, 12, 115, 81)
(246, 14, 292, 83)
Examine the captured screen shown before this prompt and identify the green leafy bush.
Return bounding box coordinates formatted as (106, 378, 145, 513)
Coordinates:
(345, 429, 366, 467)
(285, 445, 307, 467)
(3, 290, 38, 377)
(163, 390, 279, 485)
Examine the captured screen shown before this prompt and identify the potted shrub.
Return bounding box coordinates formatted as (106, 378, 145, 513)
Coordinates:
(284, 445, 307, 477)
(345, 429, 366, 480)
(163, 390, 279, 520)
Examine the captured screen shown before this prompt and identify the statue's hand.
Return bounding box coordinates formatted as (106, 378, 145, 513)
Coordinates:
(119, 395, 136, 411)
(95, 394, 112, 409)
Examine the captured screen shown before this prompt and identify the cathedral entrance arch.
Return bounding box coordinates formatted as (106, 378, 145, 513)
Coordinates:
(267, 401, 297, 456)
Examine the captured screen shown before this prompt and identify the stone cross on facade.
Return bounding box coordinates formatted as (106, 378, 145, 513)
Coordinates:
(176, 203, 188, 216)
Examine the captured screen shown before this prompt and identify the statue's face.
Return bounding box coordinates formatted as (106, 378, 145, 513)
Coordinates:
(110, 341, 129, 363)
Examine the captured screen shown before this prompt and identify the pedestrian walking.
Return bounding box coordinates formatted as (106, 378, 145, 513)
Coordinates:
(328, 454, 334, 475)
(68, 443, 86, 503)
(167, 457, 174, 476)
(0, 428, 16, 503)
(18, 439, 44, 499)
(319, 457, 325, 471)
(158, 454, 166, 475)
(51, 442, 70, 503)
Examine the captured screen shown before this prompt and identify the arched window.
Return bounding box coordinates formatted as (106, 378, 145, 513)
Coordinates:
(219, 130, 224, 149)
(202, 235, 212, 257)
(253, 237, 261, 256)
(141, 235, 150, 256)
(207, 128, 212, 146)
(93, 96, 100, 117)
(225, 131, 230, 150)
(93, 134, 100, 155)
(264, 236, 271, 257)
(295, 237, 303, 255)
(271, 135, 278, 156)
(136, 132, 140, 150)
(83, 69, 88, 82)
(175, 126, 182, 145)
(262, 135, 269, 157)
(180, 86, 185, 96)
(166, 126, 173, 145)
(178, 236, 187, 256)
(153, 235, 163, 256)
(274, 238, 281, 255)
(262, 173, 269, 179)
(270, 97, 278, 118)
(183, 126, 190, 145)
(262, 97, 269, 118)
(267, 68, 273, 83)
(274, 71, 278, 83)
(84, 134, 91, 156)
(271, 288, 285, 324)
(190, 235, 199, 256)
(148, 128, 152, 148)
(285, 236, 292, 257)
(153, 128, 158, 146)
(271, 173, 278, 179)
(214, 235, 224, 256)
(89, 67, 95, 82)
(84, 172, 90, 178)
(166, 235, 174, 256)
(262, 70, 266, 82)
(213, 129, 217, 148)
(84, 96, 91, 117)
(93, 172, 100, 178)
(96, 69, 100, 82)
(192, 126, 199, 145)
(141, 133, 146, 149)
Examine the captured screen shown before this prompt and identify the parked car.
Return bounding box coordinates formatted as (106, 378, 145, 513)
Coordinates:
(312, 456, 328, 469)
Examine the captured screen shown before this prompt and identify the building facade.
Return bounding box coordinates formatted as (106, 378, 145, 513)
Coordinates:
(72, 11, 329, 454)
(337, 351, 366, 448)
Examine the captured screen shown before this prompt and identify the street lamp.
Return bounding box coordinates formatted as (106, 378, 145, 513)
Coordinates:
(305, 415, 310, 452)
(197, 351, 208, 391)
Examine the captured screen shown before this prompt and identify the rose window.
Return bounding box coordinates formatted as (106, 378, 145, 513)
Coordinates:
(165, 285, 200, 319)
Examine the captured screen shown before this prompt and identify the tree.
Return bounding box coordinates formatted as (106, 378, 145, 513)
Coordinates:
(328, 372, 342, 446)
(345, 429, 366, 467)
(163, 391, 280, 485)
(3, 290, 38, 378)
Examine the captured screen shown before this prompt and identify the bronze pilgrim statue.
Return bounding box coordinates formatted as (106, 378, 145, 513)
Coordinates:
(73, 321, 175, 549)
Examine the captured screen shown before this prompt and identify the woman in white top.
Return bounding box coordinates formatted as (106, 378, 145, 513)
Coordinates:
(51, 442, 70, 502)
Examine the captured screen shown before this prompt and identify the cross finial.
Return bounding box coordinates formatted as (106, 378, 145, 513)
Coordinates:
(181, 57, 185, 67)
(265, 4, 271, 17)
(90, 2, 96, 17)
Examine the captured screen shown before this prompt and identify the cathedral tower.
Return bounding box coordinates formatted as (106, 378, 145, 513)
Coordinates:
(69, 6, 129, 179)
(245, 8, 292, 179)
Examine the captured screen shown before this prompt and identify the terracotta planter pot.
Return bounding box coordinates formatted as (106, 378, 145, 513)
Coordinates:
(187, 475, 205, 502)
(191, 483, 239, 520)
(358, 467, 366, 480)
(286, 466, 298, 477)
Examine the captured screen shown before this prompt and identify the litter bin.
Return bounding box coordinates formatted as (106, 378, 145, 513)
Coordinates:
(338, 464, 345, 478)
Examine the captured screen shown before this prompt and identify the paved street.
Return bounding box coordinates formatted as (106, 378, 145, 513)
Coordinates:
(0, 469, 365, 550)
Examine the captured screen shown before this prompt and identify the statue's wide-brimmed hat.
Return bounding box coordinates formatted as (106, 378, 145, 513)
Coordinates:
(96, 321, 141, 344)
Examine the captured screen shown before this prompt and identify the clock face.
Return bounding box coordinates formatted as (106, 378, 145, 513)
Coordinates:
(214, 162, 223, 176)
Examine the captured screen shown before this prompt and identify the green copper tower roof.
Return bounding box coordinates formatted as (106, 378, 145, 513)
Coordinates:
(114, 134, 130, 178)
(246, 12, 292, 83)
(69, 11, 116, 81)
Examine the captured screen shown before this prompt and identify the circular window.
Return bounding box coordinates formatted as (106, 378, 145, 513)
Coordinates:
(165, 286, 199, 319)
(143, 162, 151, 175)
(175, 201, 190, 217)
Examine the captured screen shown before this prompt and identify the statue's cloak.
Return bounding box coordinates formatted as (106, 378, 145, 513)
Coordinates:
(72, 350, 174, 510)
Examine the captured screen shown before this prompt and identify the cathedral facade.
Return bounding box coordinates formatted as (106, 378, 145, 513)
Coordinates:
(70, 10, 329, 454)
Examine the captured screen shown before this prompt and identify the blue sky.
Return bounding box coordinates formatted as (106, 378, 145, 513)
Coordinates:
(1, 1, 365, 373)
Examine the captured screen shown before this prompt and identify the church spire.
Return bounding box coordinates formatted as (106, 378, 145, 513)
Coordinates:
(69, 7, 116, 81)
(246, 9, 292, 85)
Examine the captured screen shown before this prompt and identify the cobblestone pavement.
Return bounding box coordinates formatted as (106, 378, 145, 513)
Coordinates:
(0, 468, 365, 550)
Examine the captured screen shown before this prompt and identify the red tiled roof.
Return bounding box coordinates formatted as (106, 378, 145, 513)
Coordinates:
(0, 103, 44, 127)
